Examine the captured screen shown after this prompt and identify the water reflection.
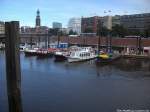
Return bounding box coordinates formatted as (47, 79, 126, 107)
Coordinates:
(113, 58, 150, 72)
(95, 58, 150, 79)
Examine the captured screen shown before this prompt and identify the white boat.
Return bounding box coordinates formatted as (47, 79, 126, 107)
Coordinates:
(54, 46, 80, 61)
(68, 47, 96, 63)
(54, 50, 69, 61)
(24, 48, 39, 56)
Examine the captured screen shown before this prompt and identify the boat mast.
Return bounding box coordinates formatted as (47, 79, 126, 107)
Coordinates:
(97, 20, 101, 54)
(57, 30, 60, 48)
(108, 31, 112, 53)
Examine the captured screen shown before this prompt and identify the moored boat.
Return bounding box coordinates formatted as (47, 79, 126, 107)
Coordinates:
(54, 49, 69, 61)
(68, 47, 96, 63)
(24, 48, 39, 56)
(36, 48, 54, 58)
(96, 51, 120, 63)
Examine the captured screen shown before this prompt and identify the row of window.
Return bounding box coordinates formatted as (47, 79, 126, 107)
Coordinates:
(79, 53, 90, 57)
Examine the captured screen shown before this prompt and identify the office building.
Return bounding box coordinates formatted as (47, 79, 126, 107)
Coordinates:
(102, 16, 112, 30)
(52, 22, 62, 29)
(81, 16, 101, 33)
(68, 18, 81, 35)
(112, 15, 121, 27)
(0, 21, 5, 34)
(20, 26, 31, 33)
(112, 13, 150, 32)
(120, 13, 150, 32)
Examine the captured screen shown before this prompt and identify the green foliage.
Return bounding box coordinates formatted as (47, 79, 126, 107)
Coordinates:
(48, 28, 59, 36)
(144, 26, 150, 38)
(48, 28, 66, 36)
(69, 30, 77, 35)
(83, 28, 93, 33)
(111, 25, 150, 38)
(111, 25, 127, 37)
(97, 26, 110, 36)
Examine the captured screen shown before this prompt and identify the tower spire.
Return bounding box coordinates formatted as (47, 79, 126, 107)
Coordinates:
(36, 9, 41, 27)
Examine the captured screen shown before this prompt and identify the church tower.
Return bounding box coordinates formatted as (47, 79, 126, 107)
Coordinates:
(36, 9, 41, 27)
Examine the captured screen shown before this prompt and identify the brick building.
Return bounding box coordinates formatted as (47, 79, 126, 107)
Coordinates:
(0, 21, 5, 34)
(81, 16, 102, 33)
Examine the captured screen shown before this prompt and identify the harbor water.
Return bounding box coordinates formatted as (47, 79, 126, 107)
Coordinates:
(0, 51, 150, 112)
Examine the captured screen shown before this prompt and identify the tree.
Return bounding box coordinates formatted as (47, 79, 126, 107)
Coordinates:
(84, 28, 93, 33)
(48, 28, 59, 36)
(48, 28, 66, 36)
(111, 25, 127, 37)
(69, 30, 74, 35)
(97, 26, 110, 36)
(69, 30, 77, 35)
(144, 26, 150, 38)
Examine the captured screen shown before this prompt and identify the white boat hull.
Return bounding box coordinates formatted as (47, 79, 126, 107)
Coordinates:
(68, 55, 96, 63)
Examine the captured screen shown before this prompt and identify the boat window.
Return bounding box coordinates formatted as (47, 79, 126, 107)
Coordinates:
(72, 52, 75, 56)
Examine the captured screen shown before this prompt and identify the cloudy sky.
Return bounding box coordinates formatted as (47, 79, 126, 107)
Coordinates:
(0, 0, 150, 27)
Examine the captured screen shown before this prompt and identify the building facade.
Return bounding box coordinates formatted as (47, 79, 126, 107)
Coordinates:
(112, 13, 150, 32)
(81, 16, 101, 33)
(0, 21, 5, 34)
(52, 22, 62, 29)
(102, 16, 112, 30)
(68, 18, 81, 35)
(20, 26, 32, 33)
(112, 15, 121, 27)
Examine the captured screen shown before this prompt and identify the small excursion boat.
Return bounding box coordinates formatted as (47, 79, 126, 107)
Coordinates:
(96, 51, 120, 63)
(68, 47, 96, 63)
(36, 49, 52, 58)
(24, 48, 39, 56)
(36, 48, 58, 58)
(47, 48, 57, 55)
(54, 49, 69, 61)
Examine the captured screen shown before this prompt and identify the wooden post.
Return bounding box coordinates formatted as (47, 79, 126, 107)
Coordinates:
(47, 32, 50, 48)
(109, 33, 112, 53)
(67, 36, 69, 47)
(38, 34, 40, 48)
(57, 31, 60, 48)
(97, 21, 101, 54)
(45, 33, 47, 48)
(30, 33, 32, 48)
(5, 21, 23, 112)
(106, 36, 109, 52)
(98, 35, 101, 54)
(138, 36, 142, 55)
